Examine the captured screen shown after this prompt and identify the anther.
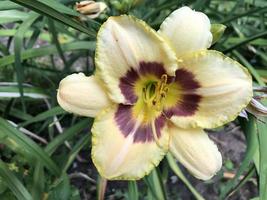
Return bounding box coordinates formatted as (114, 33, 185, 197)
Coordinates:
(161, 74, 168, 84)
(164, 87, 169, 93)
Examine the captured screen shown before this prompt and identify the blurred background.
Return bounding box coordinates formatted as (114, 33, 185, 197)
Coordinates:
(0, 0, 266, 199)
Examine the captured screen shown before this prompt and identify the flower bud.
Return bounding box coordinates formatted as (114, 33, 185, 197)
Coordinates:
(57, 73, 111, 117)
(76, 1, 107, 19)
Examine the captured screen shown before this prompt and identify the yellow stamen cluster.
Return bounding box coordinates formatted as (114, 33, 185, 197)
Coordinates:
(142, 74, 169, 111)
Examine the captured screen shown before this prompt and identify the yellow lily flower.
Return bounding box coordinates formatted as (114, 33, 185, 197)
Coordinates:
(57, 7, 252, 180)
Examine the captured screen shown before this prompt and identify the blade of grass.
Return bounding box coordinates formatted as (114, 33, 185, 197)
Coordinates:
(0, 41, 95, 67)
(220, 115, 258, 199)
(61, 134, 90, 173)
(45, 118, 91, 155)
(220, 6, 267, 24)
(31, 162, 44, 200)
(223, 31, 267, 53)
(257, 117, 267, 200)
(0, 10, 29, 23)
(14, 12, 40, 110)
(0, 103, 33, 121)
(0, 1, 22, 10)
(144, 168, 167, 200)
(10, 0, 98, 37)
(19, 106, 65, 127)
(127, 181, 139, 200)
(226, 165, 256, 199)
(192, 0, 211, 10)
(37, 0, 80, 16)
(47, 18, 69, 72)
(0, 29, 55, 42)
(166, 153, 205, 200)
(26, 28, 41, 49)
(0, 42, 9, 55)
(0, 160, 33, 200)
(0, 117, 60, 175)
(49, 173, 71, 200)
(0, 83, 49, 99)
(226, 38, 267, 46)
(142, 1, 179, 20)
(233, 50, 265, 86)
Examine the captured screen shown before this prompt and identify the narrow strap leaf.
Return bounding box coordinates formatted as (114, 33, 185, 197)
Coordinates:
(0, 160, 33, 200)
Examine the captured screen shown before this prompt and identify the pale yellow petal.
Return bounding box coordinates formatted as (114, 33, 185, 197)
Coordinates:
(169, 50, 253, 129)
(95, 15, 177, 104)
(91, 105, 169, 180)
(158, 6, 212, 57)
(169, 125, 222, 180)
(57, 73, 111, 117)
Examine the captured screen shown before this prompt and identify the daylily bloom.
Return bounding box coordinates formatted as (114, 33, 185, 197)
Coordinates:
(57, 7, 252, 180)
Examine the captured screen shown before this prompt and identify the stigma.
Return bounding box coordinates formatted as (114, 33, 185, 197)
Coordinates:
(142, 74, 169, 111)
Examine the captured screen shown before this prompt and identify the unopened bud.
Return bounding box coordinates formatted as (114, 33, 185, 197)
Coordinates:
(57, 73, 110, 117)
(210, 24, 226, 45)
(76, 1, 107, 19)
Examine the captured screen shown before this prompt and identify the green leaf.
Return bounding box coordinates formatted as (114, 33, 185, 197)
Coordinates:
(233, 51, 265, 86)
(224, 165, 256, 199)
(220, 6, 267, 24)
(31, 162, 44, 200)
(20, 106, 65, 127)
(0, 117, 60, 176)
(166, 153, 204, 200)
(144, 168, 167, 200)
(226, 38, 267, 46)
(10, 0, 97, 37)
(48, 174, 71, 200)
(210, 24, 226, 45)
(223, 31, 267, 53)
(0, 1, 22, 10)
(47, 18, 69, 71)
(0, 176, 8, 194)
(257, 118, 267, 200)
(61, 134, 90, 173)
(0, 29, 54, 42)
(0, 160, 33, 200)
(0, 103, 33, 121)
(0, 83, 49, 99)
(0, 41, 95, 67)
(220, 115, 258, 199)
(45, 118, 91, 155)
(127, 181, 138, 200)
(37, 0, 80, 16)
(0, 10, 28, 24)
(13, 12, 40, 106)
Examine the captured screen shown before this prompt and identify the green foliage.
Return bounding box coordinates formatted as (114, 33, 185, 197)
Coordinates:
(0, 0, 266, 199)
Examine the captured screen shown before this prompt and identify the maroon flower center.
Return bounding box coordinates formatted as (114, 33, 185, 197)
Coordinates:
(115, 61, 202, 143)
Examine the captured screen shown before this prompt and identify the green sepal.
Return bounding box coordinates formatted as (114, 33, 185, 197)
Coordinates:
(211, 24, 226, 45)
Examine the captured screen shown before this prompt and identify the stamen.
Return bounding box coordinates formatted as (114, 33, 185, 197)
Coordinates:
(142, 74, 169, 111)
(161, 74, 168, 84)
